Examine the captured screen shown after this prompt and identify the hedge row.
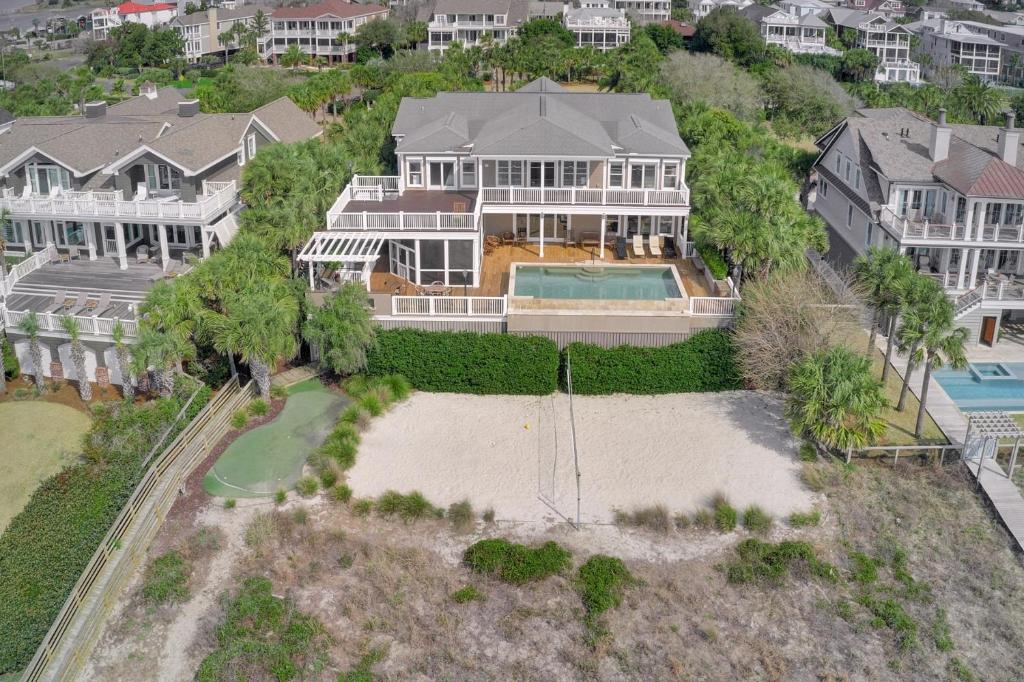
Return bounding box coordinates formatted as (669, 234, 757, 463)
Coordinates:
(366, 328, 560, 395)
(0, 377, 211, 673)
(564, 330, 742, 395)
(365, 328, 740, 396)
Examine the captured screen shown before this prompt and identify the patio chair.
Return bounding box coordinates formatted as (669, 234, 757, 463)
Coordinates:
(57, 251, 71, 264)
(648, 235, 662, 257)
(43, 290, 68, 313)
(67, 245, 81, 261)
(663, 237, 678, 259)
(631, 234, 646, 259)
(614, 237, 627, 260)
(135, 183, 148, 201)
(136, 245, 149, 263)
(86, 292, 112, 317)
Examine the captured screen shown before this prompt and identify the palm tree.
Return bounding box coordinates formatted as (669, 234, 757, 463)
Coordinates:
(281, 44, 305, 70)
(252, 9, 269, 45)
(59, 315, 91, 401)
(112, 319, 134, 400)
(915, 310, 968, 438)
(786, 345, 888, 452)
(853, 247, 913, 367)
(335, 31, 350, 60)
(202, 282, 299, 400)
(893, 275, 947, 412)
(131, 328, 186, 397)
(19, 310, 44, 391)
(218, 28, 235, 64)
(138, 279, 200, 372)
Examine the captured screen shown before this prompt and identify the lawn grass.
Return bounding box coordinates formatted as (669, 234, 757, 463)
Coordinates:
(0, 402, 91, 532)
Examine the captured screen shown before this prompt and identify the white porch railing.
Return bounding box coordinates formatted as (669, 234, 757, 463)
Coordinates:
(331, 211, 476, 231)
(1, 307, 138, 338)
(0, 181, 236, 224)
(480, 186, 689, 207)
(689, 296, 739, 316)
(0, 244, 55, 296)
(351, 175, 401, 200)
(391, 295, 507, 317)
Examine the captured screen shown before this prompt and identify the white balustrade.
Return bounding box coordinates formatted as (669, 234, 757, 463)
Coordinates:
(1, 307, 137, 338)
(330, 211, 476, 231)
(391, 295, 507, 317)
(479, 186, 688, 207)
(689, 297, 739, 316)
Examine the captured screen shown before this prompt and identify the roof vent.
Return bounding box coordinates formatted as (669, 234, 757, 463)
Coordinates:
(84, 101, 106, 118)
(139, 81, 158, 99)
(178, 100, 200, 118)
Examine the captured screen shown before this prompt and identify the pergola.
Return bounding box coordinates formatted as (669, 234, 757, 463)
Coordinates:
(297, 231, 386, 288)
(963, 411, 1023, 480)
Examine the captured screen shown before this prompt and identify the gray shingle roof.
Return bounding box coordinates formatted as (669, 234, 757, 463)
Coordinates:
(392, 78, 689, 157)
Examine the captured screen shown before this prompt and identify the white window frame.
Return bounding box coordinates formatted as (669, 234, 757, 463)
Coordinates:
(145, 163, 182, 190)
(629, 162, 658, 189)
(608, 161, 624, 188)
(247, 133, 256, 159)
(460, 159, 476, 188)
(561, 161, 588, 187)
(26, 163, 71, 195)
(662, 163, 678, 190)
(497, 160, 523, 187)
(407, 159, 423, 187)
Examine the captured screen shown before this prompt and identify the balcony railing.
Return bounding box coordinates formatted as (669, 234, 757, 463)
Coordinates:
(429, 19, 506, 29)
(881, 207, 1024, 244)
(331, 211, 476, 231)
(0, 244, 55, 297)
(391, 295, 507, 317)
(480, 186, 689, 207)
(0, 181, 237, 224)
(689, 296, 739, 316)
(565, 17, 630, 29)
(1, 307, 138, 338)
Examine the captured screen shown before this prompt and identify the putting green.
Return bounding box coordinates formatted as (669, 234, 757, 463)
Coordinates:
(203, 380, 347, 498)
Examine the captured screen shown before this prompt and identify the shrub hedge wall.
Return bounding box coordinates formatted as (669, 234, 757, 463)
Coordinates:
(564, 329, 742, 395)
(0, 377, 210, 674)
(366, 328, 559, 395)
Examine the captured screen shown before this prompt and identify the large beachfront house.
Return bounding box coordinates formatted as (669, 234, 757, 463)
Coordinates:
(0, 85, 320, 385)
(171, 5, 262, 64)
(742, 5, 840, 56)
(420, 0, 529, 52)
(263, 0, 389, 64)
(811, 107, 1024, 347)
(906, 18, 1004, 83)
(300, 78, 738, 347)
(826, 8, 921, 84)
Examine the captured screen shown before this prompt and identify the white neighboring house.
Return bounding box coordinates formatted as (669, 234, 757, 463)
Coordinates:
(777, 0, 831, 17)
(826, 8, 921, 84)
(171, 6, 262, 63)
(420, 0, 529, 52)
(264, 0, 389, 64)
(91, 2, 179, 40)
(955, 20, 1024, 86)
(812, 107, 1024, 348)
(905, 18, 1004, 83)
(690, 0, 753, 20)
(563, 2, 631, 51)
(742, 4, 841, 55)
(613, 0, 669, 23)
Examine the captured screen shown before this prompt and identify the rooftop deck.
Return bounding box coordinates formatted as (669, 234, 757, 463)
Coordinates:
(343, 190, 478, 214)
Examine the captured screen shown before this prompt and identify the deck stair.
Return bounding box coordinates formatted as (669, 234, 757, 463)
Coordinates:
(954, 284, 984, 319)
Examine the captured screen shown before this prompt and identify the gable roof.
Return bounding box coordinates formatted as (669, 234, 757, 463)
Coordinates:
(392, 78, 689, 157)
(116, 1, 175, 15)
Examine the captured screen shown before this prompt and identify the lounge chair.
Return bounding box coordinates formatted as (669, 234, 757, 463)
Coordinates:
(614, 237, 627, 260)
(136, 245, 149, 263)
(136, 183, 148, 201)
(43, 290, 68, 313)
(63, 292, 89, 316)
(86, 292, 112, 317)
(631, 234, 646, 258)
(648, 235, 662, 257)
(663, 237, 677, 259)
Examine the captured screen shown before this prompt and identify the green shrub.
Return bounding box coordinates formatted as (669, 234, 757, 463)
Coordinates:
(464, 538, 571, 584)
(0, 378, 208, 672)
(230, 409, 248, 429)
(799, 442, 818, 462)
(224, 498, 237, 510)
(448, 499, 475, 533)
(697, 242, 728, 280)
(849, 551, 880, 585)
(1, 338, 20, 379)
(614, 505, 672, 533)
(274, 489, 287, 505)
(318, 423, 361, 470)
(712, 494, 737, 532)
(933, 607, 954, 652)
(375, 490, 438, 521)
(329, 484, 353, 504)
(196, 577, 330, 681)
(339, 404, 364, 426)
(693, 509, 714, 529)
(295, 476, 319, 498)
(577, 555, 635, 639)
(381, 374, 412, 401)
(789, 509, 821, 527)
(338, 645, 389, 682)
(318, 464, 338, 489)
(857, 594, 918, 651)
(343, 374, 372, 399)
(948, 658, 976, 682)
(270, 384, 288, 400)
(358, 392, 384, 417)
(725, 538, 840, 586)
(366, 329, 559, 395)
(352, 499, 373, 516)
(450, 585, 485, 603)
(248, 398, 268, 417)
(742, 505, 772, 535)
(142, 551, 190, 604)
(564, 330, 741, 395)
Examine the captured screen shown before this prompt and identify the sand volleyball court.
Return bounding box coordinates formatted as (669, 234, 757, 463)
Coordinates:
(348, 391, 814, 524)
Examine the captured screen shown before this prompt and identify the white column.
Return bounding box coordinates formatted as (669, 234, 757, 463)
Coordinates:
(85, 222, 97, 261)
(539, 212, 545, 258)
(681, 215, 689, 251)
(308, 261, 314, 289)
(1016, 250, 1024, 276)
(201, 228, 211, 259)
(567, 213, 572, 245)
(114, 221, 127, 271)
(957, 247, 969, 290)
(158, 224, 170, 272)
(969, 247, 981, 286)
(599, 214, 606, 259)
(964, 200, 976, 241)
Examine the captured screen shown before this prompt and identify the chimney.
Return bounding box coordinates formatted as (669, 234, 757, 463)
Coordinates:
(177, 99, 200, 118)
(139, 81, 158, 99)
(84, 101, 106, 118)
(1000, 111, 1019, 166)
(930, 108, 951, 162)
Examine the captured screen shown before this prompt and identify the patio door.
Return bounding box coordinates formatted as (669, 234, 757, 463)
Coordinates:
(389, 240, 416, 283)
(528, 162, 555, 188)
(981, 316, 998, 346)
(428, 161, 456, 189)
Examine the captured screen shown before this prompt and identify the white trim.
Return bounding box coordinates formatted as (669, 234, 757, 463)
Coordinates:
(101, 145, 192, 176)
(0, 147, 101, 178)
(238, 114, 279, 143)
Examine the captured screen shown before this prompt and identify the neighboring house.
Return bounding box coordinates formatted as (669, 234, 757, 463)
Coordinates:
(906, 18, 1004, 83)
(844, 0, 905, 19)
(742, 4, 841, 55)
(298, 78, 737, 345)
(777, 0, 831, 17)
(264, 0, 389, 64)
(690, 0, 753, 21)
(91, 1, 178, 40)
(0, 83, 320, 384)
(948, 0, 984, 11)
(563, 2, 631, 51)
(613, 0, 669, 23)
(955, 20, 1024, 86)
(171, 5, 261, 63)
(812, 107, 1024, 347)
(826, 8, 921, 84)
(419, 0, 529, 52)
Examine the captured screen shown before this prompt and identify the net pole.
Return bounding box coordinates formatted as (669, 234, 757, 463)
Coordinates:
(566, 352, 581, 529)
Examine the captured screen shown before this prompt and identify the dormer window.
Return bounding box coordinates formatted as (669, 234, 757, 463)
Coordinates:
(26, 164, 71, 195)
(145, 163, 182, 191)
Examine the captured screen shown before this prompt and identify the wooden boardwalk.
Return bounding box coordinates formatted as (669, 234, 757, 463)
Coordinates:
(272, 364, 322, 388)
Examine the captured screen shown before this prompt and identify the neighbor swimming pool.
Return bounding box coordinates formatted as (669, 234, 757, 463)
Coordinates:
(934, 362, 1024, 412)
(511, 264, 683, 300)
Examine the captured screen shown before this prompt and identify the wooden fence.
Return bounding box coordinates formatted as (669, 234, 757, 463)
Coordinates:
(847, 443, 963, 467)
(21, 377, 255, 682)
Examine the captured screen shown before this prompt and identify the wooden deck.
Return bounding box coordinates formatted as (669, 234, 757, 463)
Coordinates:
(970, 458, 1024, 551)
(369, 244, 714, 298)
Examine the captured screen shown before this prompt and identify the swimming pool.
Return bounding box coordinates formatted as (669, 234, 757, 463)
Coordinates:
(511, 264, 683, 301)
(934, 362, 1024, 412)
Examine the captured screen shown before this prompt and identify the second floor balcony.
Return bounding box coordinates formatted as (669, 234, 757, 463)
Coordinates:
(881, 207, 1024, 246)
(0, 181, 237, 225)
